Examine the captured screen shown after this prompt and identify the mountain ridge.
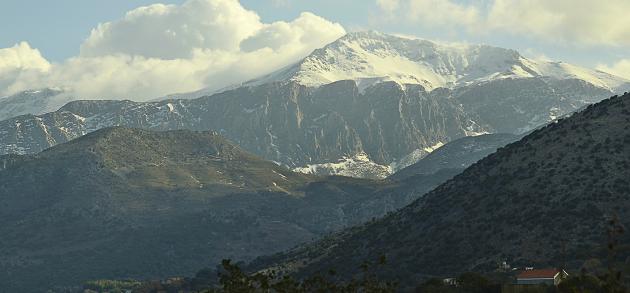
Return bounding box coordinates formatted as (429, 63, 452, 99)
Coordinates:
(241, 31, 630, 93)
(2, 31, 628, 125)
(0, 77, 618, 178)
(0, 31, 626, 179)
(0, 88, 73, 121)
(390, 133, 521, 181)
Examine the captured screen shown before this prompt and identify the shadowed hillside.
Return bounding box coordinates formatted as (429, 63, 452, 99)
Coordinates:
(0, 127, 452, 292)
(250, 92, 630, 287)
(390, 133, 520, 181)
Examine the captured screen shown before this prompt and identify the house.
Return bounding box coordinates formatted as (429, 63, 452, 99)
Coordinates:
(442, 277, 458, 286)
(516, 268, 568, 285)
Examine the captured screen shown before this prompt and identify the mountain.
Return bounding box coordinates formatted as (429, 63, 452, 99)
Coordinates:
(0, 77, 618, 178)
(0, 81, 486, 170)
(390, 133, 521, 181)
(250, 92, 630, 288)
(245, 31, 630, 93)
(0, 88, 71, 121)
(1, 32, 627, 179)
(0, 127, 456, 292)
(301, 133, 521, 180)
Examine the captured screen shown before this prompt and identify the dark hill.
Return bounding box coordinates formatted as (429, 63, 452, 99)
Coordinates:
(0, 127, 448, 292)
(390, 133, 520, 181)
(251, 93, 630, 287)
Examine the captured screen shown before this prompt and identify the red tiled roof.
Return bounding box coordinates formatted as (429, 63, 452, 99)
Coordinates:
(517, 269, 559, 279)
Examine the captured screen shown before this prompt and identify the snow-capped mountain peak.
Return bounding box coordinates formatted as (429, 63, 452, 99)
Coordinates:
(246, 31, 630, 92)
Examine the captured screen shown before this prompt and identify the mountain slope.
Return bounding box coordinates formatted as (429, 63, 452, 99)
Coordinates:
(250, 92, 630, 287)
(390, 133, 520, 181)
(0, 127, 456, 292)
(0, 77, 618, 177)
(0, 81, 485, 169)
(0, 88, 71, 121)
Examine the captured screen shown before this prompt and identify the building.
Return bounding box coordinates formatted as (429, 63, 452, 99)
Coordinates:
(516, 268, 568, 285)
(442, 277, 458, 286)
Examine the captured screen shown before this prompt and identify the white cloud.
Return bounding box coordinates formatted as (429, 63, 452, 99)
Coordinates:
(0, 0, 345, 100)
(0, 42, 50, 74)
(377, 0, 630, 47)
(0, 42, 51, 96)
(487, 0, 630, 47)
(408, 0, 480, 29)
(597, 59, 630, 80)
(376, 0, 481, 30)
(241, 12, 345, 52)
(376, 0, 400, 14)
(81, 0, 263, 59)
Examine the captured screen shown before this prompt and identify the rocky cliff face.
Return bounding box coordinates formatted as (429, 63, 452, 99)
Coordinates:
(0, 81, 483, 168)
(0, 77, 614, 177)
(455, 77, 612, 133)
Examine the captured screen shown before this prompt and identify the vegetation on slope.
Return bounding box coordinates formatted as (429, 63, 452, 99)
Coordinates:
(249, 93, 630, 287)
(0, 127, 449, 292)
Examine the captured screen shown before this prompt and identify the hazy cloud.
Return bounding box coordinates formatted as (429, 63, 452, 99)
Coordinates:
(377, 0, 630, 47)
(376, 0, 400, 14)
(597, 59, 630, 80)
(488, 0, 630, 47)
(270, 0, 290, 7)
(1, 0, 345, 100)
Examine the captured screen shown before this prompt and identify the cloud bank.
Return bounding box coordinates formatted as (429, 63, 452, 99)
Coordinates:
(376, 0, 630, 47)
(0, 0, 345, 100)
(597, 59, 630, 81)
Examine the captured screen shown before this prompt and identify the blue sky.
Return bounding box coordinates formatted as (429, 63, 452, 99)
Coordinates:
(1, 0, 372, 61)
(1, 0, 629, 100)
(1, 0, 627, 67)
(0, 0, 186, 61)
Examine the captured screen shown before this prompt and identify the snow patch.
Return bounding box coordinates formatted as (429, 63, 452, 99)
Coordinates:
(293, 152, 393, 179)
(390, 141, 446, 172)
(423, 141, 444, 153)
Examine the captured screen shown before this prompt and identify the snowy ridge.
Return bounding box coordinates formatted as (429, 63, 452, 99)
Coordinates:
(292, 143, 447, 179)
(293, 152, 393, 179)
(519, 58, 630, 92)
(247, 31, 630, 92)
(0, 88, 71, 121)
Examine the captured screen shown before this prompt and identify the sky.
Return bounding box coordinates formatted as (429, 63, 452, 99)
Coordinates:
(1, 0, 630, 100)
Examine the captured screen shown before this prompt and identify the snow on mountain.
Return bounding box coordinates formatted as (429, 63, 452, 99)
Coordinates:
(0, 88, 72, 121)
(292, 141, 448, 179)
(519, 58, 630, 92)
(245, 31, 630, 93)
(293, 152, 393, 179)
(2, 31, 628, 180)
(388, 141, 446, 172)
